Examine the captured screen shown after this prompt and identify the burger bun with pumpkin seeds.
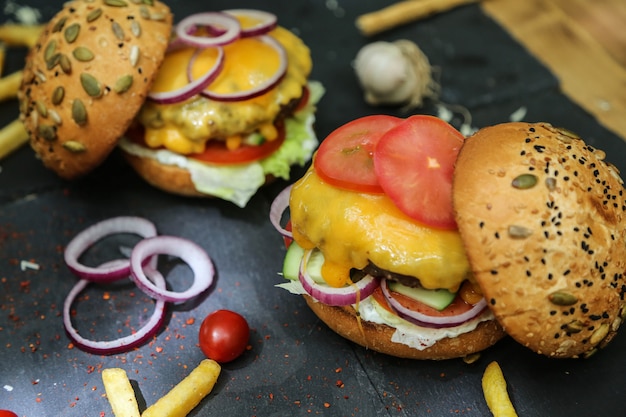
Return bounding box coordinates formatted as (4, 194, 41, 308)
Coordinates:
(18, 0, 172, 180)
(453, 122, 626, 358)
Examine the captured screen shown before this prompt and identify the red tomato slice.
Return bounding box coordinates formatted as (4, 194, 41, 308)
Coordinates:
(314, 115, 402, 193)
(373, 115, 464, 229)
(372, 286, 473, 317)
(190, 123, 286, 165)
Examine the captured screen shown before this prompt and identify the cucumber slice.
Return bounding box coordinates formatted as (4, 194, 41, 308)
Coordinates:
(387, 281, 456, 311)
(282, 243, 326, 284)
(282, 242, 304, 280)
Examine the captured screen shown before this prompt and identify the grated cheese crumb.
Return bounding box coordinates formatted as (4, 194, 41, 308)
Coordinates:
(20, 260, 40, 271)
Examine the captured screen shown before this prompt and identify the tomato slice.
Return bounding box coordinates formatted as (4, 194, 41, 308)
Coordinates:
(314, 115, 402, 193)
(373, 115, 464, 229)
(372, 286, 473, 317)
(190, 123, 286, 165)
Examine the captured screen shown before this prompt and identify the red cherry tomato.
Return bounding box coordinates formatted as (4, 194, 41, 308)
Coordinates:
(0, 410, 18, 417)
(314, 115, 402, 193)
(373, 115, 464, 229)
(199, 309, 250, 363)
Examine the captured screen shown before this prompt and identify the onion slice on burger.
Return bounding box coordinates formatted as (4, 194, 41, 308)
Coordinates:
(299, 250, 379, 306)
(270, 185, 293, 239)
(201, 35, 288, 102)
(64, 216, 157, 283)
(62, 261, 167, 355)
(223, 9, 278, 37)
(148, 46, 225, 105)
(380, 279, 487, 328)
(129, 235, 215, 303)
(175, 12, 241, 48)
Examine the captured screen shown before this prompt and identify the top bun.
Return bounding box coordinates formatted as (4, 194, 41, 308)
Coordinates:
(18, 0, 173, 179)
(453, 122, 626, 358)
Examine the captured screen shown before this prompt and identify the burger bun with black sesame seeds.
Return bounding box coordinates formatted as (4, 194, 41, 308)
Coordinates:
(453, 121, 626, 358)
(18, 0, 172, 180)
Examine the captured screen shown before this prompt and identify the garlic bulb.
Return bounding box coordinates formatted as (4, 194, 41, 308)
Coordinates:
(354, 40, 438, 109)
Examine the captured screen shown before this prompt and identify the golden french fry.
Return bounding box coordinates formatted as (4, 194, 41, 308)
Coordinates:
(102, 368, 141, 417)
(0, 119, 28, 160)
(482, 361, 519, 417)
(142, 359, 221, 417)
(356, 0, 482, 36)
(0, 70, 23, 102)
(0, 24, 44, 48)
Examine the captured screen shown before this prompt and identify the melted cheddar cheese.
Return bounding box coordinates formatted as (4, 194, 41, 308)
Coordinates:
(289, 168, 471, 291)
(138, 26, 312, 155)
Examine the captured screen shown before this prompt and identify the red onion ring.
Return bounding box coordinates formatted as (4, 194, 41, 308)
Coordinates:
(148, 46, 225, 104)
(175, 12, 241, 48)
(270, 185, 293, 239)
(63, 262, 167, 355)
(223, 9, 278, 37)
(380, 279, 487, 328)
(201, 35, 287, 102)
(64, 216, 157, 283)
(299, 250, 379, 306)
(130, 236, 214, 303)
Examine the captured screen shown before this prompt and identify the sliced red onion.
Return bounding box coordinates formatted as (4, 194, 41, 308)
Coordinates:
(270, 185, 293, 239)
(223, 9, 278, 37)
(175, 12, 241, 48)
(130, 236, 214, 303)
(64, 216, 157, 283)
(148, 46, 225, 105)
(380, 279, 487, 329)
(201, 35, 287, 102)
(299, 250, 379, 306)
(63, 263, 167, 355)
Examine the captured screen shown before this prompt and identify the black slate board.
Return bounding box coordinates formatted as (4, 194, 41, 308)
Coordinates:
(1, 1, 625, 416)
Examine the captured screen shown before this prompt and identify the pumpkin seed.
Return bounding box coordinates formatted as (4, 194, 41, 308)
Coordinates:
(51, 86, 65, 105)
(44, 40, 57, 61)
(63, 140, 86, 153)
(86, 8, 102, 22)
(35, 70, 47, 83)
(49, 109, 62, 126)
(508, 225, 533, 239)
(114, 74, 133, 94)
(129, 45, 139, 67)
(38, 124, 56, 141)
(73, 46, 95, 62)
(565, 320, 584, 334)
(59, 54, 72, 74)
(548, 291, 578, 306)
(589, 323, 609, 345)
(104, 0, 128, 6)
(80, 73, 102, 97)
(52, 16, 67, 33)
(35, 100, 48, 118)
(149, 12, 166, 21)
(139, 5, 150, 19)
(64, 23, 81, 43)
(72, 99, 88, 125)
(46, 53, 61, 70)
(512, 173, 537, 189)
(112, 21, 125, 41)
(131, 20, 141, 37)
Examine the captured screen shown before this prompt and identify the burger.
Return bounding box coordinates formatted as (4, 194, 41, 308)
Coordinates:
(273, 115, 626, 359)
(19, 2, 323, 207)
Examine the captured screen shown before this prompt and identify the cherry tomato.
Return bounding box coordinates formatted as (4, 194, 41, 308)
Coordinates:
(199, 309, 250, 363)
(189, 124, 286, 165)
(314, 115, 402, 193)
(372, 287, 473, 317)
(373, 115, 464, 229)
(0, 410, 18, 417)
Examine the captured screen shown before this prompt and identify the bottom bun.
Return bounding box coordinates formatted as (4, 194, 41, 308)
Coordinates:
(304, 295, 506, 360)
(123, 152, 274, 198)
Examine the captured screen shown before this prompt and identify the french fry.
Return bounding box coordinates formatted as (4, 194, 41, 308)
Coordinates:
(482, 361, 519, 417)
(102, 368, 141, 417)
(356, 0, 482, 36)
(0, 24, 44, 48)
(142, 359, 221, 417)
(0, 119, 28, 161)
(0, 70, 23, 102)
